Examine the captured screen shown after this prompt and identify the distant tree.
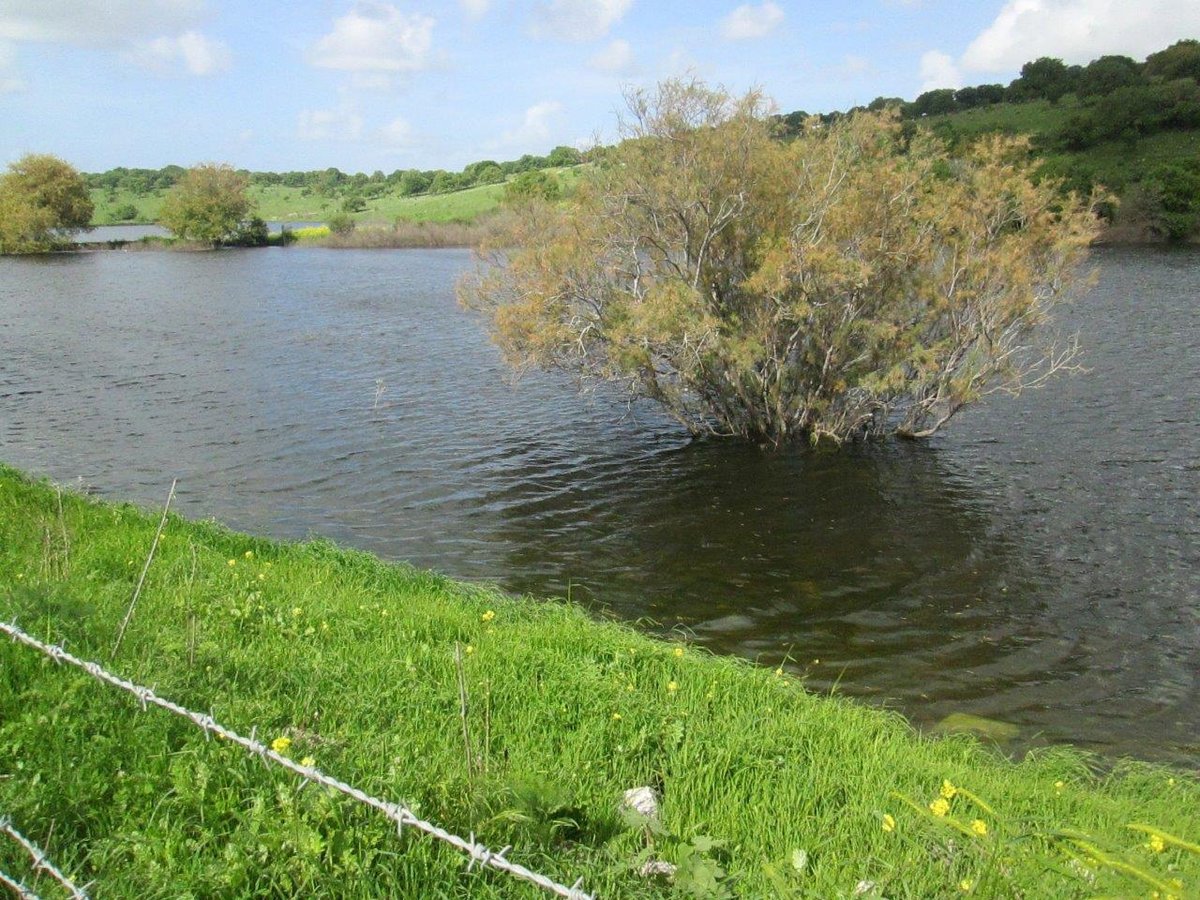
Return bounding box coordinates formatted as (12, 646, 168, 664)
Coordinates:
(974, 84, 1008, 105)
(0, 153, 94, 253)
(428, 171, 460, 194)
(1139, 161, 1200, 240)
(461, 79, 1098, 446)
(397, 170, 431, 196)
(1008, 57, 1076, 103)
(327, 212, 356, 235)
(546, 145, 583, 167)
(473, 163, 505, 185)
(867, 97, 904, 112)
(229, 215, 270, 247)
(774, 110, 810, 137)
(907, 88, 958, 117)
(1078, 55, 1143, 97)
(113, 203, 139, 221)
(159, 163, 252, 246)
(1144, 39, 1200, 83)
(502, 170, 561, 204)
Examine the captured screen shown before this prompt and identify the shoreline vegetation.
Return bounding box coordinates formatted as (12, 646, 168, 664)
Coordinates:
(1, 464, 1197, 897)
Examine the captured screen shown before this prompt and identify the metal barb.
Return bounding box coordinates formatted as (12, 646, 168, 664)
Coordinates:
(1, 816, 89, 899)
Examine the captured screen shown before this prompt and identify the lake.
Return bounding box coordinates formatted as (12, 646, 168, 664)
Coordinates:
(1, 245, 1197, 763)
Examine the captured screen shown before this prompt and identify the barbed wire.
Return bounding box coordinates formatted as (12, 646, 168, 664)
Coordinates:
(0, 818, 88, 900)
(0, 620, 593, 900)
(0, 869, 39, 900)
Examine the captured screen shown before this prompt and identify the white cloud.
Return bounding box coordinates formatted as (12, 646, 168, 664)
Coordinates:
(460, 0, 491, 18)
(919, 49, 962, 92)
(0, 40, 24, 93)
(839, 54, 870, 77)
(378, 116, 415, 146)
(0, 0, 205, 46)
(308, 2, 434, 72)
(0, 2, 228, 79)
(493, 100, 564, 148)
(297, 106, 364, 142)
(530, 0, 633, 42)
(961, 0, 1200, 72)
(721, 2, 784, 40)
(125, 30, 230, 75)
(588, 38, 633, 73)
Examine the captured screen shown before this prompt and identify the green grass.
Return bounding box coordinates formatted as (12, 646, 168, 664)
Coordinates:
(88, 168, 584, 228)
(1, 464, 1197, 898)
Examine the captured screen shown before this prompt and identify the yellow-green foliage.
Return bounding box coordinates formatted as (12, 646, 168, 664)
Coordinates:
(0, 154, 94, 253)
(1, 464, 1197, 897)
(460, 79, 1099, 447)
(159, 163, 253, 245)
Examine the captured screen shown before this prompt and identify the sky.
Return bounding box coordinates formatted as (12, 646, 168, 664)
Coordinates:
(1, 0, 1198, 174)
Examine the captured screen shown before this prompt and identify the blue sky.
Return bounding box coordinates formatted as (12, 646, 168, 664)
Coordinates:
(1, 1, 1197, 174)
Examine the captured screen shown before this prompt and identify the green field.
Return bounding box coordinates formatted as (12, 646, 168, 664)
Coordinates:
(88, 167, 584, 228)
(2, 464, 1197, 897)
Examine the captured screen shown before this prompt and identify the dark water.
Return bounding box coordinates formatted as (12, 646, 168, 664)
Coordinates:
(1, 246, 1197, 763)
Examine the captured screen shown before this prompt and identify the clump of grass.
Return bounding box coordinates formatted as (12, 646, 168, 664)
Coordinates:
(0, 463, 1196, 897)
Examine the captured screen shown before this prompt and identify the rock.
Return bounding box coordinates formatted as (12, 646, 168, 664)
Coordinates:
(621, 786, 660, 820)
(638, 859, 677, 879)
(932, 712, 1020, 742)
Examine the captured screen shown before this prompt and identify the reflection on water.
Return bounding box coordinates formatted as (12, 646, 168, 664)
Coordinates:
(1, 245, 1197, 763)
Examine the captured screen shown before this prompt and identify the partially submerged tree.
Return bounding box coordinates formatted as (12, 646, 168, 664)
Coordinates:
(160, 163, 252, 245)
(460, 79, 1099, 446)
(0, 153, 94, 253)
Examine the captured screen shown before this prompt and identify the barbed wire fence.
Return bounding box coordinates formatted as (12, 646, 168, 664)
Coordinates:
(0, 620, 593, 899)
(0, 817, 89, 900)
(0, 869, 39, 900)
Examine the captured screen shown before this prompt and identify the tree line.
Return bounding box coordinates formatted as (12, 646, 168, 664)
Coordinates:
(775, 39, 1200, 131)
(87, 145, 587, 215)
(775, 39, 1200, 242)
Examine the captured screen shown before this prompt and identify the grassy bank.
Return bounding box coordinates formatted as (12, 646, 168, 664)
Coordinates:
(1, 465, 1196, 898)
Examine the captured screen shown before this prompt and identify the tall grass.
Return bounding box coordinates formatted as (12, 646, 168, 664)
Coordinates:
(1, 464, 1196, 897)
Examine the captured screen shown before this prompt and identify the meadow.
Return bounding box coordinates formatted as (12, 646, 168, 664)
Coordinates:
(87, 167, 584, 228)
(1, 464, 1197, 897)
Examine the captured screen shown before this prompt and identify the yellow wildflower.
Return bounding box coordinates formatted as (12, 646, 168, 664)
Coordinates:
(1054, 780, 1065, 793)
(1147, 834, 1166, 853)
(244, 550, 254, 559)
(970, 819, 988, 837)
(667, 681, 678, 693)
(481, 609, 496, 622)
(227, 559, 236, 567)
(941, 779, 958, 800)
(291, 607, 302, 617)
(929, 798, 951, 818)
(271, 736, 292, 754)
(673, 646, 684, 658)
(774, 667, 784, 676)
(300, 756, 316, 767)
(612, 712, 622, 720)
(320, 621, 329, 631)
(959, 879, 973, 893)
(882, 814, 896, 833)
(465, 645, 474, 656)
